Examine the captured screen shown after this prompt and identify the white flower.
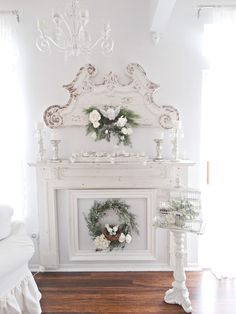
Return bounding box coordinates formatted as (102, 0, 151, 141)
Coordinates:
(120, 136, 125, 141)
(93, 121, 100, 128)
(126, 127, 133, 135)
(89, 110, 101, 123)
(125, 234, 132, 244)
(105, 129, 109, 134)
(94, 234, 110, 250)
(121, 127, 128, 135)
(118, 233, 126, 243)
(116, 116, 127, 128)
(91, 132, 97, 139)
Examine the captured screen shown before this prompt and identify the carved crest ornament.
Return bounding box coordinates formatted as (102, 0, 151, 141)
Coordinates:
(43, 63, 179, 129)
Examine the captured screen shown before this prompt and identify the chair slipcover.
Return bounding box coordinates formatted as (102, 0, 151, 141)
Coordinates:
(0, 205, 13, 240)
(0, 221, 42, 314)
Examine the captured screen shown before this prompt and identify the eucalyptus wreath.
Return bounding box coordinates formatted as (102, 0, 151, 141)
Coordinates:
(84, 199, 139, 251)
(84, 106, 139, 146)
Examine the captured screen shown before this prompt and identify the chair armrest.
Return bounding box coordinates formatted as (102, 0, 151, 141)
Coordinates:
(0, 221, 34, 278)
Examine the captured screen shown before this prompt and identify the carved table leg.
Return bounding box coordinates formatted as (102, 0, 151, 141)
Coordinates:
(164, 230, 192, 313)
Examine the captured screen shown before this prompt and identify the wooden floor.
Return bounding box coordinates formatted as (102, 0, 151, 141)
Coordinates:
(35, 271, 236, 314)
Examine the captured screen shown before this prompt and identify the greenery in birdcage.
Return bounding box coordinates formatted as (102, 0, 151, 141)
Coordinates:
(153, 197, 200, 229)
(169, 198, 200, 221)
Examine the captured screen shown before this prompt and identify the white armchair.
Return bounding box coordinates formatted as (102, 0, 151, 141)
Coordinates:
(0, 206, 42, 314)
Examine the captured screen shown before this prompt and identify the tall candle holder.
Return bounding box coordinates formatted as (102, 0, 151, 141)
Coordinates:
(154, 138, 164, 161)
(50, 140, 61, 162)
(170, 121, 184, 161)
(35, 122, 46, 162)
(154, 131, 164, 161)
(171, 128, 179, 160)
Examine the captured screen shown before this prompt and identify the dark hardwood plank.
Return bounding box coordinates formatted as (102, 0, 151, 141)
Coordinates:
(34, 271, 236, 314)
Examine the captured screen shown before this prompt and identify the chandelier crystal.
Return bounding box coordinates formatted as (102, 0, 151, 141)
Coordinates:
(36, 0, 114, 57)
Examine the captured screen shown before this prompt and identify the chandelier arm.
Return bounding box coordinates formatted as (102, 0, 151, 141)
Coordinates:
(36, 26, 52, 54)
(42, 34, 67, 51)
(36, 0, 114, 57)
(85, 36, 113, 55)
(58, 14, 74, 41)
(89, 37, 103, 50)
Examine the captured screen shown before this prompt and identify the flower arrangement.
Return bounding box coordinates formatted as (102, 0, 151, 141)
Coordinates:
(153, 198, 200, 229)
(84, 199, 139, 251)
(168, 199, 199, 221)
(84, 106, 139, 146)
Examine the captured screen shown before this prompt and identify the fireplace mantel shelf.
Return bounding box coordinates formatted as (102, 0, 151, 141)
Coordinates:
(29, 159, 195, 187)
(29, 159, 195, 169)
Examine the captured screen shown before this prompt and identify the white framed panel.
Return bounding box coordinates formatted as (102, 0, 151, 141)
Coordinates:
(68, 189, 157, 261)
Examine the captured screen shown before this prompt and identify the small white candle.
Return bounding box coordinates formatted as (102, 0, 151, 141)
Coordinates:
(156, 130, 164, 140)
(35, 121, 45, 130)
(50, 128, 60, 141)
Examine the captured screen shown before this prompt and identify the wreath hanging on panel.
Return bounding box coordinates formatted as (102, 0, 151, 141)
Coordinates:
(84, 199, 139, 251)
(84, 106, 139, 146)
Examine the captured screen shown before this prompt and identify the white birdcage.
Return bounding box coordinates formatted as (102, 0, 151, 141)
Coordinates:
(154, 188, 204, 234)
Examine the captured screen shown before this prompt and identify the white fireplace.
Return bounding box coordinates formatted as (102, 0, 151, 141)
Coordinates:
(31, 63, 197, 271)
(31, 159, 194, 270)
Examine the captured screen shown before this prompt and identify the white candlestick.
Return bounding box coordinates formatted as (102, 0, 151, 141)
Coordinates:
(50, 128, 60, 141)
(50, 139, 61, 162)
(154, 138, 164, 160)
(174, 120, 182, 130)
(171, 129, 179, 160)
(35, 126, 45, 162)
(35, 121, 45, 130)
(156, 130, 164, 140)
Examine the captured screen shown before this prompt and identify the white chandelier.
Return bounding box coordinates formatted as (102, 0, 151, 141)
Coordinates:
(36, 0, 114, 57)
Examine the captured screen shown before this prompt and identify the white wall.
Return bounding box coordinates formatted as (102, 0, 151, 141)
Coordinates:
(2, 0, 204, 266)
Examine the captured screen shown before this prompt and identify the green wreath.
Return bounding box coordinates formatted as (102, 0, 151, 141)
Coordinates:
(84, 199, 139, 251)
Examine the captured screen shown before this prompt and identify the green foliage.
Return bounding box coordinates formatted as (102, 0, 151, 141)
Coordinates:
(119, 108, 139, 127)
(168, 198, 200, 221)
(84, 106, 139, 146)
(84, 199, 139, 251)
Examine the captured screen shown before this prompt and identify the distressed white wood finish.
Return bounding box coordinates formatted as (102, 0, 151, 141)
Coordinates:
(30, 159, 194, 269)
(43, 63, 179, 129)
(164, 230, 192, 313)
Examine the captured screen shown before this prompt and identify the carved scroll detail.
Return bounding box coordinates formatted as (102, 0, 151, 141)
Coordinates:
(159, 106, 180, 129)
(43, 63, 179, 129)
(44, 105, 64, 128)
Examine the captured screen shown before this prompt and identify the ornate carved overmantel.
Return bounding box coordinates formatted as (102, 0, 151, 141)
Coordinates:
(43, 63, 179, 129)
